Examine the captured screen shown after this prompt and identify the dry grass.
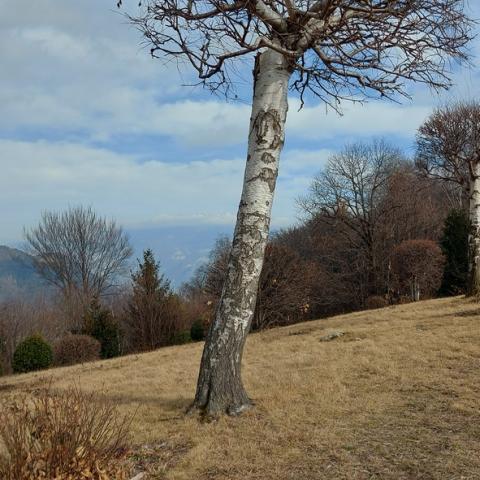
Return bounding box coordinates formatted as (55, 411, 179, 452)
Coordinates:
(1, 296, 480, 479)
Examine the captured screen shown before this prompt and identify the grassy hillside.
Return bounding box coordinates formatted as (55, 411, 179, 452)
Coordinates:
(1, 296, 480, 479)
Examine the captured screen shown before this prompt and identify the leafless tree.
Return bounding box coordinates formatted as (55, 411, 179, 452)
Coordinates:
(299, 139, 404, 298)
(122, 0, 472, 415)
(416, 101, 480, 294)
(25, 206, 132, 309)
(391, 239, 445, 301)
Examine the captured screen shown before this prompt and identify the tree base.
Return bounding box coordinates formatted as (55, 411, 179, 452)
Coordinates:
(186, 392, 254, 419)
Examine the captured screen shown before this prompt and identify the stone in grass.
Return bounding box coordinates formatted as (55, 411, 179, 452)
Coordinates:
(320, 331, 345, 342)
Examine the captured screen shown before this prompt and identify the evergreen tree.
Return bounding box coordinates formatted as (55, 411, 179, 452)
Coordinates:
(126, 249, 180, 351)
(439, 209, 469, 295)
(83, 297, 120, 359)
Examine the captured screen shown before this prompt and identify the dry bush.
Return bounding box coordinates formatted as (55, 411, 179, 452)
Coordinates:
(54, 334, 101, 366)
(0, 385, 133, 480)
(365, 295, 388, 310)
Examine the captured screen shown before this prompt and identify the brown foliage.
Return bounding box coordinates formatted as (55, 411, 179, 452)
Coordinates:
(0, 385, 132, 480)
(391, 239, 445, 300)
(365, 295, 388, 310)
(296, 150, 450, 314)
(253, 243, 313, 330)
(53, 334, 101, 366)
(184, 237, 314, 331)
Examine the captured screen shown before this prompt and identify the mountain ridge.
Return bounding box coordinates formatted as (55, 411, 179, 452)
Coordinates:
(0, 245, 45, 300)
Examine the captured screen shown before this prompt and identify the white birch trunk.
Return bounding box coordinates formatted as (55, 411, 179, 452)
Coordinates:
(193, 48, 291, 415)
(468, 164, 480, 295)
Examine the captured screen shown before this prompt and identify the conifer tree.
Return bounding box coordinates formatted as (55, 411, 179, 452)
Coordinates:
(83, 297, 121, 359)
(439, 209, 469, 295)
(126, 249, 179, 351)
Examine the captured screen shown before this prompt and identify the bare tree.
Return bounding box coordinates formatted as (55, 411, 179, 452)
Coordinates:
(391, 239, 445, 301)
(416, 101, 480, 294)
(299, 140, 404, 299)
(25, 206, 132, 308)
(123, 0, 472, 414)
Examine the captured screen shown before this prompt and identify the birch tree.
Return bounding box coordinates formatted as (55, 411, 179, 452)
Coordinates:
(123, 0, 472, 415)
(416, 102, 480, 295)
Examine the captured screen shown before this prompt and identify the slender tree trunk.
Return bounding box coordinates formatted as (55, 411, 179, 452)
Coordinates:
(468, 165, 480, 295)
(192, 48, 291, 415)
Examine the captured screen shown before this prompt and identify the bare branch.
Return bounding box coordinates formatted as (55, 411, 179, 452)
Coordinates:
(127, 0, 473, 101)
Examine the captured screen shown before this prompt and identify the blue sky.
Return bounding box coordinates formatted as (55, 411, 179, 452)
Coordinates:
(1, 0, 479, 285)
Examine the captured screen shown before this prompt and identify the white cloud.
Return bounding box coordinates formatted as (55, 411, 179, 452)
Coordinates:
(0, 138, 332, 242)
(1, 0, 480, 247)
(0, 0, 468, 148)
(172, 250, 187, 261)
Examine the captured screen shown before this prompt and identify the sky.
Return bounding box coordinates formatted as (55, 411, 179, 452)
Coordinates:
(1, 1, 479, 286)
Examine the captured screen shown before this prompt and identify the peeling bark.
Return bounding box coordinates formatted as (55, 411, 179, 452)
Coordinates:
(192, 49, 291, 415)
(468, 164, 480, 295)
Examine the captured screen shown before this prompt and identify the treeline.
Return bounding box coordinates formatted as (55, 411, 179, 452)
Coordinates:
(182, 147, 468, 327)
(1, 102, 476, 375)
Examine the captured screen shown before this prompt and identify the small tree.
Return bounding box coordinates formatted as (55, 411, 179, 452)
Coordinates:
(391, 240, 445, 301)
(125, 249, 182, 351)
(83, 297, 121, 359)
(439, 209, 469, 295)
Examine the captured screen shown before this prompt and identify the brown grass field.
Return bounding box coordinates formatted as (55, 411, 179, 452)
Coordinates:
(1, 296, 480, 479)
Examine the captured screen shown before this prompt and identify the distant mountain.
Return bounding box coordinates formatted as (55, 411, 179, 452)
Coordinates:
(0, 246, 46, 301)
(0, 224, 232, 299)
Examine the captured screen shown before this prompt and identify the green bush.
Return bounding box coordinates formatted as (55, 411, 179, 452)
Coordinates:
(439, 209, 469, 295)
(172, 331, 191, 345)
(83, 298, 121, 359)
(54, 334, 101, 366)
(0, 336, 6, 376)
(12, 335, 53, 374)
(190, 319, 205, 341)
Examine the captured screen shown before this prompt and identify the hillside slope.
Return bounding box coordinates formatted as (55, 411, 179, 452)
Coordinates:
(1, 297, 480, 479)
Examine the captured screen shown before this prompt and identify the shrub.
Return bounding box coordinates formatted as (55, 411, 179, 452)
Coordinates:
(0, 385, 132, 480)
(439, 209, 469, 295)
(172, 331, 191, 345)
(83, 298, 121, 359)
(365, 295, 388, 310)
(54, 334, 101, 366)
(190, 319, 205, 341)
(12, 334, 53, 373)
